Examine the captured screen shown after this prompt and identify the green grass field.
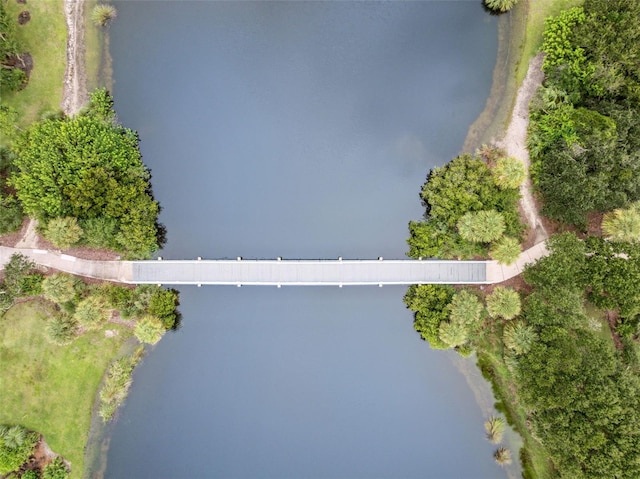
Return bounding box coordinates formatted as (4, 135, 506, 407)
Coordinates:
(0, 300, 132, 479)
(2, 0, 67, 126)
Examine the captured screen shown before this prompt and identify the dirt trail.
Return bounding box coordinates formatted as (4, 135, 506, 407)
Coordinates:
(61, 0, 89, 116)
(496, 53, 548, 243)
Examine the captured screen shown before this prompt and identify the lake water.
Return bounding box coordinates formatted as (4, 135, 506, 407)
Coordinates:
(104, 2, 504, 477)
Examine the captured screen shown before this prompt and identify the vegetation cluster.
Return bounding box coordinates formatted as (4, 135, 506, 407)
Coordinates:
(529, 0, 640, 227)
(0, 2, 28, 93)
(406, 1, 640, 477)
(407, 151, 525, 264)
(0, 89, 164, 259)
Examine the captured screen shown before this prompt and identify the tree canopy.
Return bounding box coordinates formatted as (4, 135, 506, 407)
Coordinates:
(9, 90, 162, 258)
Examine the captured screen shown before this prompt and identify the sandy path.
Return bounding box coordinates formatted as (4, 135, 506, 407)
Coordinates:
(496, 53, 548, 243)
(61, 0, 89, 116)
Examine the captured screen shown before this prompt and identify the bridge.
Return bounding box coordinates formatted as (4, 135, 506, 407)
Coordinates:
(0, 243, 548, 286)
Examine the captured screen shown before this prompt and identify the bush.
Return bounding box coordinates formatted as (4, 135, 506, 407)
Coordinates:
(45, 314, 78, 346)
(0, 194, 24, 235)
(492, 157, 526, 190)
(457, 210, 506, 243)
(404, 284, 454, 349)
(486, 287, 521, 319)
(21, 469, 40, 479)
(483, 0, 519, 13)
(494, 447, 512, 465)
(3, 254, 35, 297)
(489, 236, 521, 265)
(0, 425, 39, 475)
(147, 288, 179, 329)
(91, 4, 117, 27)
(99, 351, 142, 421)
(43, 217, 83, 249)
(73, 296, 109, 330)
(134, 316, 165, 345)
(42, 457, 69, 479)
(19, 274, 44, 296)
(484, 416, 506, 443)
(42, 274, 77, 305)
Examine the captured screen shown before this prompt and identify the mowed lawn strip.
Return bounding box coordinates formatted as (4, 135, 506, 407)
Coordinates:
(2, 0, 67, 126)
(0, 300, 132, 479)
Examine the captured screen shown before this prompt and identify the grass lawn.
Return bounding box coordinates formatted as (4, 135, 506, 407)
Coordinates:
(2, 0, 67, 126)
(0, 300, 133, 479)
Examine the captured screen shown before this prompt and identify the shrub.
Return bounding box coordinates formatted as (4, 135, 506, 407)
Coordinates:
(457, 210, 506, 243)
(22, 469, 39, 479)
(42, 274, 77, 305)
(438, 321, 468, 348)
(486, 287, 521, 319)
(91, 4, 117, 27)
(148, 288, 179, 328)
(404, 284, 454, 349)
(73, 296, 109, 330)
(492, 157, 526, 189)
(20, 274, 44, 296)
(484, 416, 506, 443)
(503, 321, 537, 355)
(45, 314, 78, 346)
(3, 254, 35, 296)
(494, 447, 512, 465)
(42, 457, 69, 479)
(0, 194, 24, 235)
(0, 425, 38, 475)
(99, 351, 142, 421)
(490, 236, 521, 265)
(483, 0, 519, 13)
(43, 217, 83, 249)
(448, 290, 483, 327)
(134, 316, 165, 345)
(601, 203, 640, 242)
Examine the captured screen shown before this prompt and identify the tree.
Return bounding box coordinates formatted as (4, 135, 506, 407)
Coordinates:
(457, 210, 505, 243)
(134, 316, 165, 345)
(0, 194, 24, 235)
(147, 288, 179, 329)
(484, 416, 505, 444)
(489, 236, 521, 265)
(91, 4, 117, 27)
(601, 203, 640, 242)
(493, 447, 512, 465)
(0, 426, 38, 475)
(438, 320, 468, 348)
(492, 156, 526, 189)
(74, 296, 109, 330)
(448, 290, 483, 327)
(486, 287, 521, 319)
(10, 90, 161, 258)
(44, 217, 83, 249)
(484, 0, 519, 13)
(404, 284, 454, 349)
(503, 321, 537, 355)
(42, 274, 77, 305)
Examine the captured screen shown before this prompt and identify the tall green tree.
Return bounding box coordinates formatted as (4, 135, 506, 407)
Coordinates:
(42, 273, 77, 305)
(486, 287, 521, 319)
(492, 157, 526, 190)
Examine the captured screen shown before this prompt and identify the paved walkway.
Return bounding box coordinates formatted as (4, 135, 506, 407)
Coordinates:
(0, 242, 549, 286)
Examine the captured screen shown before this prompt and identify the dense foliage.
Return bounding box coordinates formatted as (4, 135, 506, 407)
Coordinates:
(530, 0, 640, 226)
(9, 90, 162, 258)
(99, 350, 142, 422)
(0, 425, 39, 475)
(407, 153, 523, 260)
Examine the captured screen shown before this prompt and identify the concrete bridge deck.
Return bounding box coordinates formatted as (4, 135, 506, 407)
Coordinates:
(0, 242, 549, 286)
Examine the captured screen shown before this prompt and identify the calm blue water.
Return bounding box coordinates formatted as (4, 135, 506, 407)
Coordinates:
(105, 2, 504, 478)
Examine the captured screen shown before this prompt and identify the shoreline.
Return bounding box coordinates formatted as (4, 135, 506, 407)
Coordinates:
(61, 0, 89, 116)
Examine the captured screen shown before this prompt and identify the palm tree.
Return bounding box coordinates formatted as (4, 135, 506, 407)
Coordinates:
(44, 216, 83, 249)
(42, 273, 77, 305)
(503, 321, 537, 355)
(484, 416, 506, 444)
(134, 316, 165, 345)
(601, 203, 640, 242)
(494, 447, 512, 465)
(457, 210, 506, 243)
(448, 290, 483, 326)
(492, 156, 526, 190)
(438, 321, 468, 348)
(74, 296, 109, 330)
(490, 236, 521, 265)
(0, 425, 26, 449)
(484, 0, 520, 13)
(486, 287, 521, 319)
(91, 4, 117, 27)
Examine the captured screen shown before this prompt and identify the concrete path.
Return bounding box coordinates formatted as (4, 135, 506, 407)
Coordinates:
(0, 242, 549, 286)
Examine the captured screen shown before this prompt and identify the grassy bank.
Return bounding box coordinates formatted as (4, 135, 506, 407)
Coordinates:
(1, 0, 67, 126)
(0, 300, 133, 479)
